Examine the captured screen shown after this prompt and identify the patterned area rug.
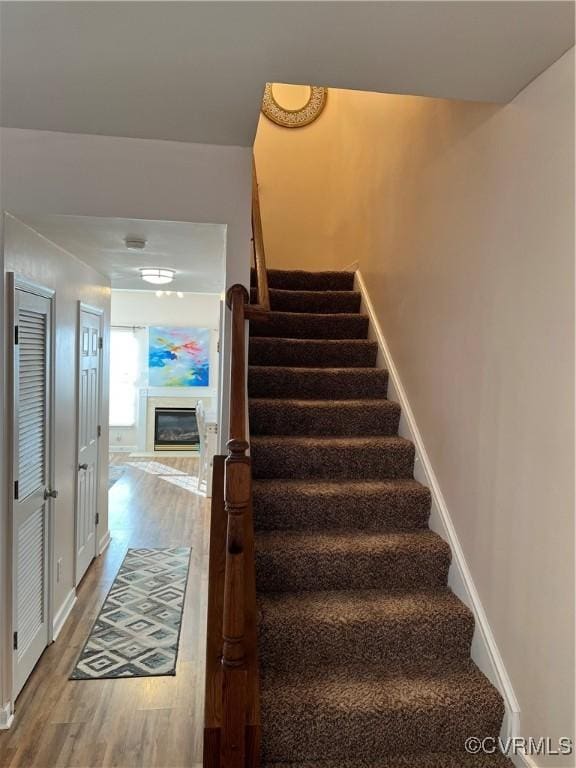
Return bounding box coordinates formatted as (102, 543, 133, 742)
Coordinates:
(108, 465, 125, 489)
(71, 547, 191, 680)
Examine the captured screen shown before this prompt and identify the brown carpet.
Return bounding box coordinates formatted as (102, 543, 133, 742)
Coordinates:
(265, 758, 512, 768)
(248, 269, 512, 767)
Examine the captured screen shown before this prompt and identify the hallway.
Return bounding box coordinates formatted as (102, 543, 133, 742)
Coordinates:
(0, 456, 209, 768)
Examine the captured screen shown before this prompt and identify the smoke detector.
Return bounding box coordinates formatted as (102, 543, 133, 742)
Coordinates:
(125, 236, 147, 250)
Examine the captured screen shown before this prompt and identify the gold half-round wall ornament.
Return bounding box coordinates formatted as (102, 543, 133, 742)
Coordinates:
(261, 83, 328, 128)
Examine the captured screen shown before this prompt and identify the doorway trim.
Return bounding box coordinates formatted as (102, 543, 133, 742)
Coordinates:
(74, 302, 104, 587)
(6, 273, 56, 712)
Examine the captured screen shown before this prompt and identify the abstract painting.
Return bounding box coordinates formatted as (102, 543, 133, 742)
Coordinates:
(148, 327, 210, 387)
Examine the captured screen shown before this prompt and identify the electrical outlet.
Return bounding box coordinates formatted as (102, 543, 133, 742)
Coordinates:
(56, 558, 63, 583)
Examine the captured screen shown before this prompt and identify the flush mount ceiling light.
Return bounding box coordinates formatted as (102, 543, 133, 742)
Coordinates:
(139, 267, 175, 285)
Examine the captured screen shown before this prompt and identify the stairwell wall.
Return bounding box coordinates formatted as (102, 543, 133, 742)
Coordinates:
(255, 48, 575, 765)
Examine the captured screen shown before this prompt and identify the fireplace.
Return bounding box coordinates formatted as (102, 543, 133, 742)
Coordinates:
(154, 407, 199, 451)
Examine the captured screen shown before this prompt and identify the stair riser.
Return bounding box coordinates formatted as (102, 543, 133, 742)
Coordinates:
(255, 550, 450, 592)
(249, 401, 401, 437)
(249, 338, 377, 368)
(250, 288, 361, 314)
(258, 615, 474, 671)
(248, 368, 389, 400)
(260, 703, 504, 763)
(252, 487, 431, 531)
(252, 441, 415, 480)
(251, 269, 355, 291)
(250, 313, 369, 340)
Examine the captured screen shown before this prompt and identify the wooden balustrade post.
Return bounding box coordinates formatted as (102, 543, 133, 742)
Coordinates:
(221, 284, 250, 768)
(205, 162, 266, 767)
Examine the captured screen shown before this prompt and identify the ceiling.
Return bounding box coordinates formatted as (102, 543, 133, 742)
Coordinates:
(22, 215, 226, 292)
(0, 2, 573, 147)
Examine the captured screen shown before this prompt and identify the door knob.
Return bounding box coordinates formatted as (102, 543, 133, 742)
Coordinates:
(44, 489, 58, 500)
(78, 463, 88, 470)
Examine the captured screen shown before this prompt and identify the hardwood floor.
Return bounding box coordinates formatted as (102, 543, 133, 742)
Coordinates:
(0, 455, 210, 768)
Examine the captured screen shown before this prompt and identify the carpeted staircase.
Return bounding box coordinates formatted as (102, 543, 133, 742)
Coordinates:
(248, 269, 512, 767)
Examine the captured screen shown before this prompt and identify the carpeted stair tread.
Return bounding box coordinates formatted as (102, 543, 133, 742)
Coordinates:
(250, 311, 369, 339)
(249, 399, 401, 436)
(259, 661, 504, 762)
(248, 366, 389, 399)
(251, 268, 355, 291)
(250, 268, 506, 762)
(250, 287, 362, 314)
(253, 478, 431, 531)
(255, 529, 451, 592)
(258, 587, 474, 670)
(249, 337, 378, 368)
(252, 435, 414, 479)
(263, 754, 514, 767)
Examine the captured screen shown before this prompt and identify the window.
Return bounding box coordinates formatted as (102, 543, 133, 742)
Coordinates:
(109, 329, 139, 427)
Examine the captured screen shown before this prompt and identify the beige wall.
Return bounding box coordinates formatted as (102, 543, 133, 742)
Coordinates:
(255, 85, 348, 271)
(4, 214, 111, 619)
(255, 49, 575, 763)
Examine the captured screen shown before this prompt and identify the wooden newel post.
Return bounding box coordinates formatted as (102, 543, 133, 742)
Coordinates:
(222, 444, 250, 666)
(221, 284, 250, 768)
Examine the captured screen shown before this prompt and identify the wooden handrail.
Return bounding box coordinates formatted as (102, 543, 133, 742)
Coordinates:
(204, 157, 268, 767)
(248, 156, 270, 317)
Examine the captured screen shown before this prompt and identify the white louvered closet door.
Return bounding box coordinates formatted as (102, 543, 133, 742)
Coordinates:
(12, 288, 52, 699)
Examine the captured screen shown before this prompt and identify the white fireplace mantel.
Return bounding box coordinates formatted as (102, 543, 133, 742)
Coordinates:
(136, 387, 217, 452)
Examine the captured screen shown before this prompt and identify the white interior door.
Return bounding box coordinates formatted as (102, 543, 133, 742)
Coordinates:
(12, 285, 53, 699)
(76, 306, 102, 584)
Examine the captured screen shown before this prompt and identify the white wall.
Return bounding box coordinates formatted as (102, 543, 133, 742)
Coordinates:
(255, 49, 575, 765)
(358, 51, 575, 765)
(109, 290, 222, 451)
(112, 290, 221, 328)
(0, 129, 251, 284)
(2, 214, 111, 713)
(0, 128, 252, 717)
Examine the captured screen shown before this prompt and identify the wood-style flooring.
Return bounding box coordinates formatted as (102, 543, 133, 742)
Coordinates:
(0, 455, 209, 768)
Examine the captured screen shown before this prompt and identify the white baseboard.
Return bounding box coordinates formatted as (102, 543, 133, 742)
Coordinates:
(0, 701, 13, 730)
(355, 269, 521, 739)
(98, 529, 111, 555)
(52, 587, 77, 642)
